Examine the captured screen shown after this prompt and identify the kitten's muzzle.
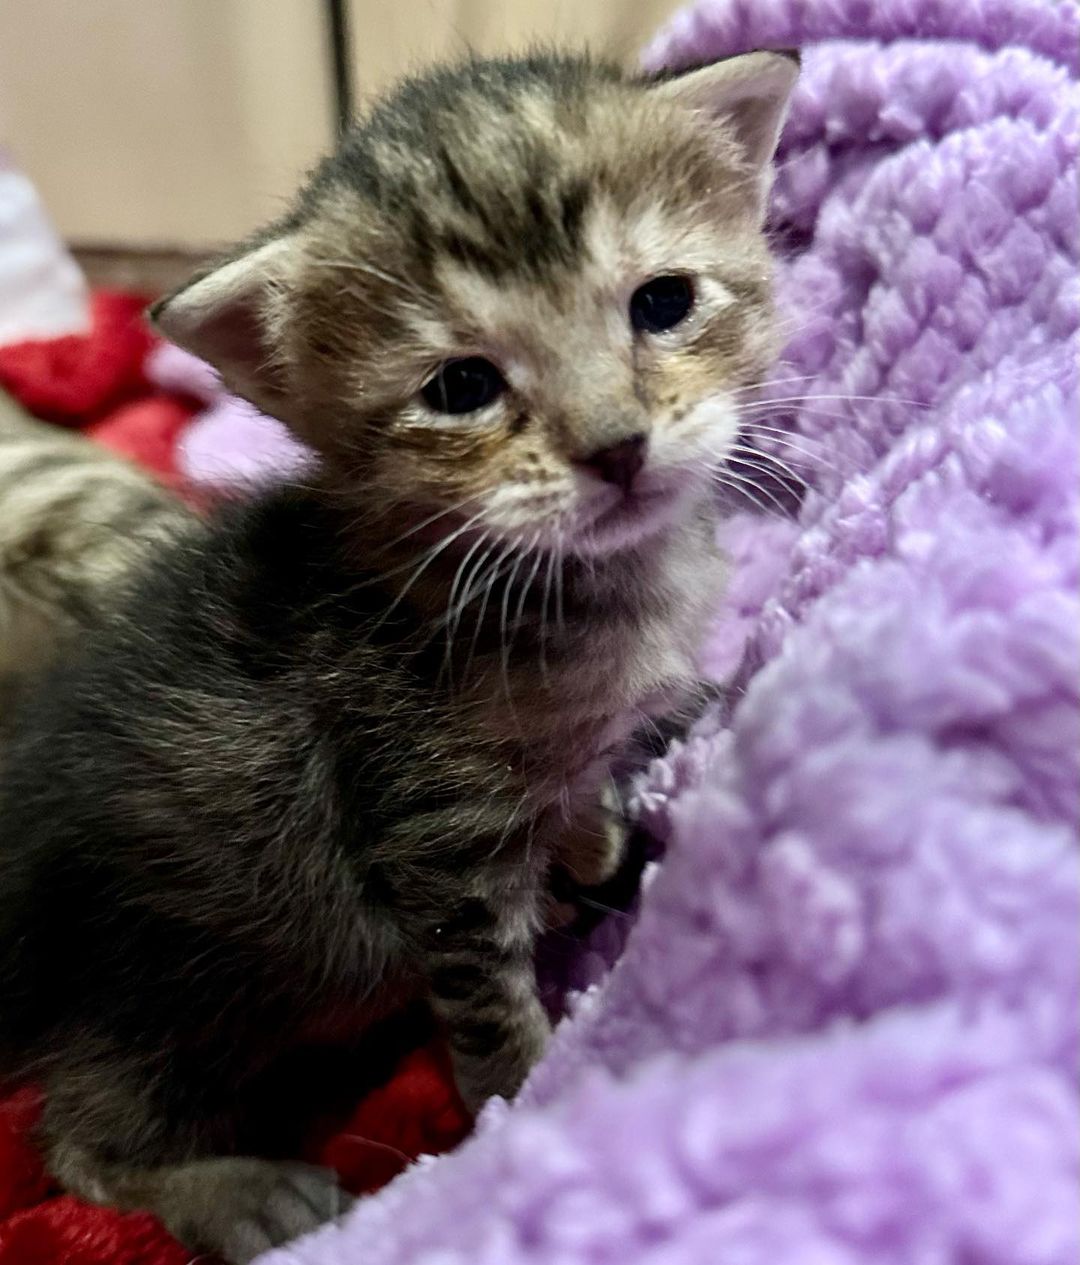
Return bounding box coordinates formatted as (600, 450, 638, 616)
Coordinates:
(574, 434, 648, 495)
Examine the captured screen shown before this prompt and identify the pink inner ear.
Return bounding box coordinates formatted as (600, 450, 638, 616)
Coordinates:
(152, 238, 294, 409)
(190, 290, 273, 384)
(651, 52, 798, 178)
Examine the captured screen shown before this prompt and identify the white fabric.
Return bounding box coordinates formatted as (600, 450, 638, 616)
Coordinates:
(0, 149, 88, 345)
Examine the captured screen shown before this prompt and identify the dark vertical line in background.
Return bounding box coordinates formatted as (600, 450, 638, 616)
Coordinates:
(325, 0, 354, 139)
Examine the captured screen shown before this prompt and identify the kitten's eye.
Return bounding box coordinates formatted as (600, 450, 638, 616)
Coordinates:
(629, 275, 695, 334)
(421, 357, 506, 415)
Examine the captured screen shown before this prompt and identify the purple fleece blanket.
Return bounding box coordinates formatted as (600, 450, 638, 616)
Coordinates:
(265, 2, 1079, 1261)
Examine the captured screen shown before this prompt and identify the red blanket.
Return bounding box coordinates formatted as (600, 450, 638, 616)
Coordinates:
(0, 293, 471, 1262)
(0, 292, 193, 493)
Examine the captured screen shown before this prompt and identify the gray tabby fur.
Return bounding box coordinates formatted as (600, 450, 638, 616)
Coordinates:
(0, 49, 797, 1263)
(0, 389, 192, 719)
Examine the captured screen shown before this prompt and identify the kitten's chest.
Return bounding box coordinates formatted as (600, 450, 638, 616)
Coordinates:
(503, 538, 723, 810)
(540, 626, 694, 805)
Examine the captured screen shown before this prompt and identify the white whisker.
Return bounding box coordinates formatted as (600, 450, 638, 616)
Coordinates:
(554, 536, 566, 640)
(499, 544, 531, 711)
(710, 467, 792, 518)
(538, 544, 558, 685)
(726, 445, 810, 491)
(462, 536, 520, 682)
(735, 424, 851, 480)
(439, 529, 494, 686)
(377, 494, 484, 554)
(737, 391, 929, 411)
(508, 537, 545, 665)
(374, 508, 489, 632)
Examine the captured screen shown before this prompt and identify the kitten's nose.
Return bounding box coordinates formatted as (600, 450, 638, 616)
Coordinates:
(577, 434, 648, 493)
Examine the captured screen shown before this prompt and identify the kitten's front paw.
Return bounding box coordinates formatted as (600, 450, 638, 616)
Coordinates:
(160, 1157, 352, 1264)
(554, 779, 629, 891)
(452, 1002, 550, 1115)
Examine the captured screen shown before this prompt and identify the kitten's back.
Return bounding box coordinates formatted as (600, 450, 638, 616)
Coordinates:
(0, 391, 194, 716)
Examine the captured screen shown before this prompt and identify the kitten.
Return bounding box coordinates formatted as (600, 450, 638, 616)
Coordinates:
(0, 50, 797, 1263)
(0, 389, 192, 720)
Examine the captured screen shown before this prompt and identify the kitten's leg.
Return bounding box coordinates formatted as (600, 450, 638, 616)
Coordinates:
(40, 1054, 351, 1265)
(417, 892, 550, 1114)
(552, 776, 628, 890)
(547, 680, 727, 902)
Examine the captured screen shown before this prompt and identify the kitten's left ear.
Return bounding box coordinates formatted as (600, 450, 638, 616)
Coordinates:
(648, 49, 800, 212)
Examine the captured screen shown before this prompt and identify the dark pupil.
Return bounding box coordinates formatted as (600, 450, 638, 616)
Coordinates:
(629, 275, 694, 334)
(421, 357, 506, 414)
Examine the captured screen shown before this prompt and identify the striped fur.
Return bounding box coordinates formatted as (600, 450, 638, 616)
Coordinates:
(0, 391, 192, 716)
(0, 51, 797, 1263)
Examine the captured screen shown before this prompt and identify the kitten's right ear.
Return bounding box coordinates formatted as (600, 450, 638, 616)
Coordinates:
(149, 236, 296, 414)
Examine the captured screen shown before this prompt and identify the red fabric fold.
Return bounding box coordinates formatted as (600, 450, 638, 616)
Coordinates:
(0, 293, 154, 425)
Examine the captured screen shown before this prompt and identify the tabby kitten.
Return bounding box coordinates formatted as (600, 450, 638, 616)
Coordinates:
(0, 50, 797, 1263)
(0, 389, 191, 719)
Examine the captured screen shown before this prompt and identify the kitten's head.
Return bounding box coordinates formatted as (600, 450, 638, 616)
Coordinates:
(154, 51, 797, 557)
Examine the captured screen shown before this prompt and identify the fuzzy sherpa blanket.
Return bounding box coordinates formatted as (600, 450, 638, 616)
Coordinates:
(263, 1, 1080, 1260)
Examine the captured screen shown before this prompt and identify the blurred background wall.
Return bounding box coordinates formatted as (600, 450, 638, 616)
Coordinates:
(0, 0, 678, 267)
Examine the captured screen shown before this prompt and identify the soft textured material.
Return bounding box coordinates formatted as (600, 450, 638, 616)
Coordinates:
(1, 3, 1076, 1260)
(0, 292, 155, 426)
(0, 290, 200, 497)
(178, 395, 313, 490)
(0, 149, 88, 345)
(145, 342, 313, 491)
(0, 1048, 470, 1265)
(251, 1, 1076, 1262)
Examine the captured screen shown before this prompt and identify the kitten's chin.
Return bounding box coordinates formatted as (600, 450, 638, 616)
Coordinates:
(571, 477, 703, 557)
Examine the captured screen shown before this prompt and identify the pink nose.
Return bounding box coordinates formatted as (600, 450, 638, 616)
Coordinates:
(576, 434, 647, 493)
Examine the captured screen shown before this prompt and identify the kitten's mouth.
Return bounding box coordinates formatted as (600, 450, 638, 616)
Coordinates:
(577, 477, 690, 553)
